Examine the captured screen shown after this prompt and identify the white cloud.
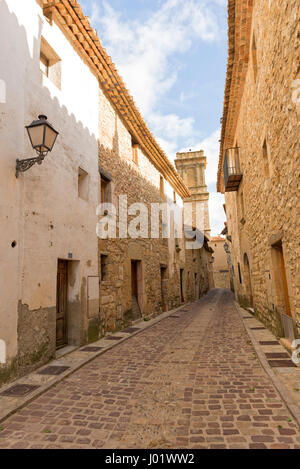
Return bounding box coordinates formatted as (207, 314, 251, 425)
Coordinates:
(89, 0, 226, 235)
(149, 113, 196, 141)
(155, 136, 178, 160)
(209, 192, 225, 236)
(91, 0, 224, 116)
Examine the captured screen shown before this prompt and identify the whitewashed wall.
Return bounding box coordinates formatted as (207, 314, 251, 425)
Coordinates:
(0, 0, 99, 365)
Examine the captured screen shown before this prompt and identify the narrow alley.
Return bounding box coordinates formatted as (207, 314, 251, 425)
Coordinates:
(0, 290, 299, 450)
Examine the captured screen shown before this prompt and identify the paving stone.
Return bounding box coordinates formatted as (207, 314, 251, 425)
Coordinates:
(80, 347, 103, 352)
(0, 290, 298, 449)
(0, 384, 39, 397)
(38, 366, 70, 375)
(259, 341, 279, 346)
(268, 360, 297, 368)
(265, 353, 290, 359)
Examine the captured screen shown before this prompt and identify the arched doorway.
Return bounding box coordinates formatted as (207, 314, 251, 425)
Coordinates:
(243, 253, 253, 306)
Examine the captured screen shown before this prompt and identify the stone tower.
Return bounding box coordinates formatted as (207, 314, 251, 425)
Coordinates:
(175, 150, 210, 239)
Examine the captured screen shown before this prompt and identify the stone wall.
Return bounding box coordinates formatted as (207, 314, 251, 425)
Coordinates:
(221, 0, 300, 339)
(0, 0, 213, 386)
(97, 94, 212, 334)
(209, 238, 231, 289)
(0, 0, 99, 384)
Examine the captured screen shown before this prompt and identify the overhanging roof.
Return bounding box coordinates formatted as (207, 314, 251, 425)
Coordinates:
(217, 0, 254, 193)
(39, 0, 191, 199)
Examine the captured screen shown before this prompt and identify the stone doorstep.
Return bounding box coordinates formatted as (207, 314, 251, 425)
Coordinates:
(237, 303, 300, 428)
(280, 338, 297, 355)
(0, 302, 191, 424)
(55, 345, 77, 360)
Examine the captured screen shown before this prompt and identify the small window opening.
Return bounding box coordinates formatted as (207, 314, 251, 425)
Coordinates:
(78, 167, 89, 201)
(252, 33, 258, 84)
(131, 136, 139, 165)
(100, 254, 108, 281)
(40, 37, 61, 89)
(238, 262, 242, 284)
(262, 139, 270, 178)
(160, 176, 164, 198)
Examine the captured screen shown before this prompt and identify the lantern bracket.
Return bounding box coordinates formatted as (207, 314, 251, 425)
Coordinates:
(15, 114, 58, 178)
(16, 151, 48, 178)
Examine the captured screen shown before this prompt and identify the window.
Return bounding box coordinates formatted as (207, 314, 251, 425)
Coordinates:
(252, 33, 258, 84)
(101, 177, 109, 203)
(175, 229, 180, 251)
(100, 254, 108, 281)
(40, 37, 61, 89)
(160, 176, 164, 198)
(131, 136, 139, 165)
(78, 167, 89, 201)
(239, 191, 245, 222)
(180, 269, 184, 303)
(100, 168, 112, 203)
(238, 262, 242, 284)
(262, 139, 270, 178)
(40, 52, 49, 76)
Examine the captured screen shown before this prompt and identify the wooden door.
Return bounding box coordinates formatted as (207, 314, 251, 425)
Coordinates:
(137, 261, 143, 312)
(161, 267, 167, 312)
(131, 261, 138, 297)
(279, 246, 291, 317)
(180, 269, 184, 303)
(56, 260, 68, 349)
(243, 254, 253, 306)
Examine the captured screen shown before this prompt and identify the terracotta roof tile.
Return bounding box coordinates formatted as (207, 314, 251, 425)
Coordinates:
(217, 0, 254, 193)
(40, 0, 190, 198)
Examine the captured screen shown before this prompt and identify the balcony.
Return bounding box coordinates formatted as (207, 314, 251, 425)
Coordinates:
(223, 147, 243, 192)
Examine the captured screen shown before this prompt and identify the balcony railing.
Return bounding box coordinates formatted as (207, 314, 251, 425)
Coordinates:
(223, 147, 243, 192)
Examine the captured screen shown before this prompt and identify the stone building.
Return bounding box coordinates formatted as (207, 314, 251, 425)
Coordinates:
(175, 150, 211, 240)
(208, 237, 230, 289)
(98, 132, 213, 335)
(0, 0, 213, 385)
(217, 0, 300, 346)
(0, 0, 100, 384)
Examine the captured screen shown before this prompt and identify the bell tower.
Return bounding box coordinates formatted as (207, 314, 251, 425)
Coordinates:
(175, 150, 210, 239)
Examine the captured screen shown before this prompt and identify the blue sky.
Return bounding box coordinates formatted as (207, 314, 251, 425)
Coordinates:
(81, 0, 227, 234)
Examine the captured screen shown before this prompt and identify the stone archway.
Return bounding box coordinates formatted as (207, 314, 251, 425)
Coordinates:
(243, 253, 253, 306)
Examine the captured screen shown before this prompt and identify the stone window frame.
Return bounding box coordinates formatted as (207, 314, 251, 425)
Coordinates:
(100, 253, 109, 282)
(262, 138, 271, 178)
(160, 175, 165, 198)
(238, 188, 246, 224)
(99, 167, 113, 204)
(251, 32, 258, 85)
(40, 36, 62, 89)
(78, 167, 89, 201)
(131, 136, 139, 166)
(238, 262, 242, 284)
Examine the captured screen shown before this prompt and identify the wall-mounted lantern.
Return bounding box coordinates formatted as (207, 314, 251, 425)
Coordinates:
(16, 115, 59, 177)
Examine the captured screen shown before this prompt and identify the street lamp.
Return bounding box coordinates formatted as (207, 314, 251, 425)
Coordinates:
(16, 115, 59, 177)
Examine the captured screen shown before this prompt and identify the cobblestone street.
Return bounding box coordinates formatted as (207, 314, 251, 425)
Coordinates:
(0, 289, 299, 449)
